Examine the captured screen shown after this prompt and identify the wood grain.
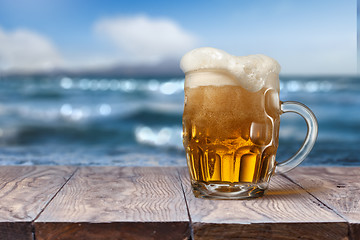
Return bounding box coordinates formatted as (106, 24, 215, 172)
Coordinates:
(0, 166, 77, 240)
(35, 166, 190, 240)
(179, 167, 348, 240)
(284, 167, 360, 240)
(1, 166, 358, 239)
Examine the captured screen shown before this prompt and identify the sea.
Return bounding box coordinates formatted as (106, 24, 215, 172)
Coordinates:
(0, 75, 359, 166)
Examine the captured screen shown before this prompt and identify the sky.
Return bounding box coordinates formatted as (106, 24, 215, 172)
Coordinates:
(0, 0, 357, 75)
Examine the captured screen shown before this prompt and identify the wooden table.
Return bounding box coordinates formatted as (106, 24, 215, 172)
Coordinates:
(0, 166, 359, 240)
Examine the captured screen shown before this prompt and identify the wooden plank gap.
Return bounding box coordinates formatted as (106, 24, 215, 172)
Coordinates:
(180, 167, 348, 239)
(0, 166, 77, 240)
(31, 167, 79, 240)
(283, 167, 360, 240)
(176, 167, 194, 239)
(280, 172, 349, 223)
(349, 223, 360, 240)
(34, 167, 191, 240)
(31, 167, 79, 225)
(32, 228, 35, 240)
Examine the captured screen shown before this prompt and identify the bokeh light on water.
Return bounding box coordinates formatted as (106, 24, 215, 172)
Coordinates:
(0, 75, 359, 166)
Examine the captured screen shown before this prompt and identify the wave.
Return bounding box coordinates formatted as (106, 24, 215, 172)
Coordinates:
(0, 75, 359, 166)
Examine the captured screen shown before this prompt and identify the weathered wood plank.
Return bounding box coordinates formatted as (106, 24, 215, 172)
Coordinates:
(35, 222, 188, 240)
(179, 167, 348, 240)
(35, 167, 190, 240)
(190, 223, 349, 240)
(0, 166, 77, 240)
(0, 222, 33, 240)
(284, 167, 360, 240)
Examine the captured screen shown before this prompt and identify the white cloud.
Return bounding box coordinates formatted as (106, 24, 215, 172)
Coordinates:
(0, 27, 63, 73)
(94, 15, 198, 63)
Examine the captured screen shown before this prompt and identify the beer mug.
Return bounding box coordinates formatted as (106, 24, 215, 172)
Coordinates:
(181, 48, 318, 199)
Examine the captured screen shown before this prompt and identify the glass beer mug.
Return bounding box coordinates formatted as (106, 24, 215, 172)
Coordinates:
(181, 48, 318, 199)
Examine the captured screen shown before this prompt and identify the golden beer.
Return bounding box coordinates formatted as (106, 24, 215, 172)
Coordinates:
(182, 71, 280, 198)
(181, 47, 318, 199)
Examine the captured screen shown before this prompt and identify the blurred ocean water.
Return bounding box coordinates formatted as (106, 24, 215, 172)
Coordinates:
(0, 75, 359, 166)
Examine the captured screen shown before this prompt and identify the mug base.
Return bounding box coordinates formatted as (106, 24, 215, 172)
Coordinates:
(191, 180, 268, 200)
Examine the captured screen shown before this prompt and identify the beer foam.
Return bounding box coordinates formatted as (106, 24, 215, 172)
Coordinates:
(180, 47, 281, 92)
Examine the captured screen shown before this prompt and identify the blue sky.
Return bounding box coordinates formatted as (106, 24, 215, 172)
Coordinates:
(0, 0, 357, 75)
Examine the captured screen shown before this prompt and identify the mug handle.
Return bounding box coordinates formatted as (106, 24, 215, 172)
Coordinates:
(275, 101, 318, 174)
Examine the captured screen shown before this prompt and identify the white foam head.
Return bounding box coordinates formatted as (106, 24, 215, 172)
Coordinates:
(180, 47, 281, 92)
